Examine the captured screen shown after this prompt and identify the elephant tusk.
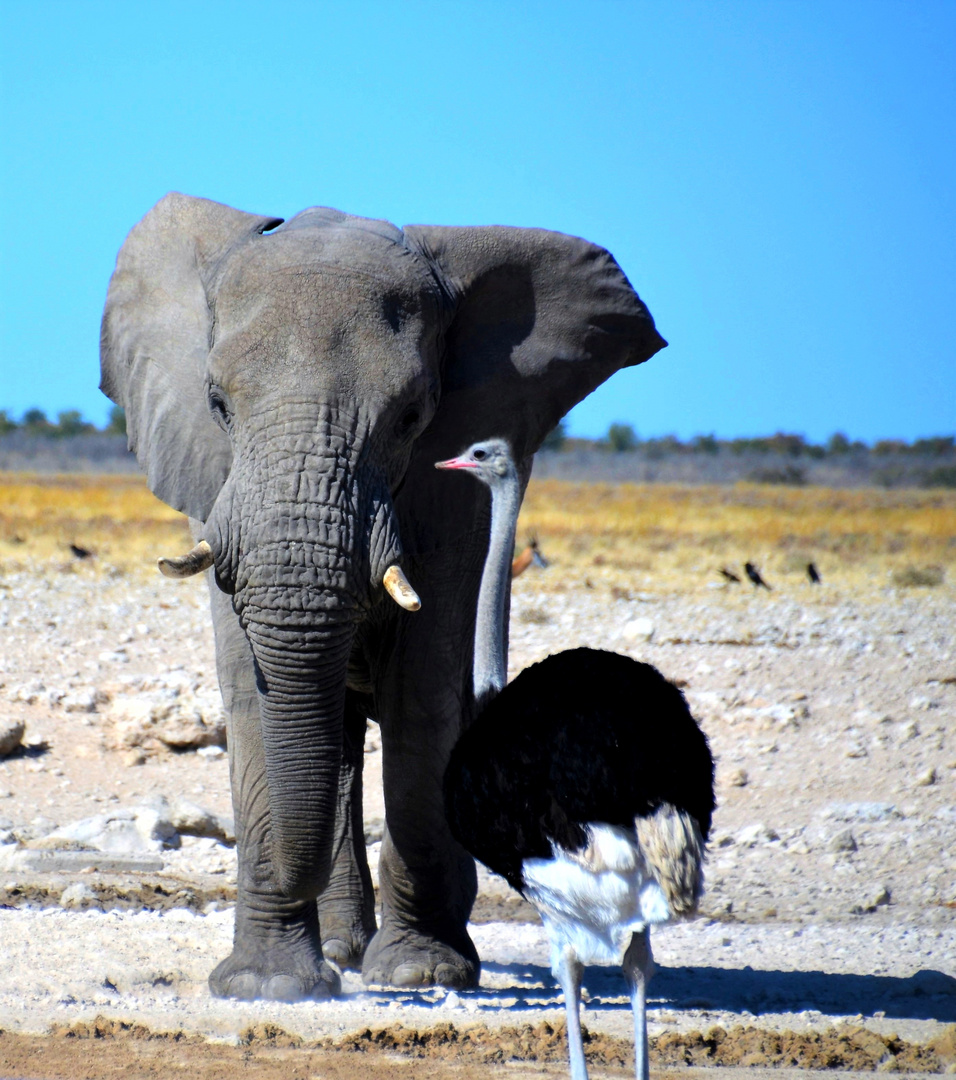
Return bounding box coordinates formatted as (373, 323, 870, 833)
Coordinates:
(383, 564, 421, 612)
(157, 540, 215, 579)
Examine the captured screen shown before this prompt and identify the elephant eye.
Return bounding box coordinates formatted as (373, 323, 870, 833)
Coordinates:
(396, 406, 421, 437)
(382, 293, 407, 333)
(207, 386, 232, 431)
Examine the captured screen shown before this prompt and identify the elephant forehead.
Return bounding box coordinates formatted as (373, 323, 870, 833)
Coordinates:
(215, 223, 434, 306)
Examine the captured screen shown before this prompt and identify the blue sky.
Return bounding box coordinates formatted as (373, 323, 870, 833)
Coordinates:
(1, 0, 953, 441)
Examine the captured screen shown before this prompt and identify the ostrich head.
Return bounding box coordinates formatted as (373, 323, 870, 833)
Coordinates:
(434, 438, 518, 485)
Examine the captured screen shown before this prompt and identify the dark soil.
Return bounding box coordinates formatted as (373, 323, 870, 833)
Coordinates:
(0, 1018, 952, 1078)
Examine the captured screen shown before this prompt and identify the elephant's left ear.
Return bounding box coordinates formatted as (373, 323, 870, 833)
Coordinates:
(403, 224, 666, 461)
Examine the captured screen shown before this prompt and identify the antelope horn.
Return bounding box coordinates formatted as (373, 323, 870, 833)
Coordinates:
(383, 564, 421, 611)
(158, 540, 215, 579)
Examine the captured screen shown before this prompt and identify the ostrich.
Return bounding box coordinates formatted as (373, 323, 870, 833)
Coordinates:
(436, 439, 715, 1080)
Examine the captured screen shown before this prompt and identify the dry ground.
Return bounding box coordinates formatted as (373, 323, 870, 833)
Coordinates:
(0, 474, 954, 1078)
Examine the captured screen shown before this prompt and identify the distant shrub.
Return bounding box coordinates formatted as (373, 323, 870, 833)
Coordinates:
(912, 436, 954, 456)
(874, 467, 907, 488)
(874, 439, 909, 455)
(922, 466, 956, 489)
(891, 565, 945, 588)
(692, 433, 719, 454)
(747, 465, 807, 486)
(827, 432, 851, 455)
(54, 409, 95, 438)
(606, 422, 639, 453)
(105, 405, 127, 437)
(644, 435, 683, 459)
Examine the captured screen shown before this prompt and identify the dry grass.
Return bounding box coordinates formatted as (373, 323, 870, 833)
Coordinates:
(516, 480, 956, 595)
(0, 473, 191, 575)
(1, 473, 954, 596)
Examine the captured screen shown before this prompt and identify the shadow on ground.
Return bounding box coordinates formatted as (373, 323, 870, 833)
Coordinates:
(476, 962, 956, 1022)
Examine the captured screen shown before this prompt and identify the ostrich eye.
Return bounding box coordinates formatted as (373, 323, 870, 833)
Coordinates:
(473, 449, 487, 461)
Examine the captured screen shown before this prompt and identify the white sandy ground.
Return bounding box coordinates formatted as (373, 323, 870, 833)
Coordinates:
(0, 558, 954, 1056)
(0, 906, 953, 1047)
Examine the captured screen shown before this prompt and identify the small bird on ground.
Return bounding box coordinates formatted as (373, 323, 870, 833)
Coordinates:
(744, 562, 771, 589)
(437, 439, 715, 1080)
(512, 537, 549, 578)
(69, 543, 93, 559)
(718, 567, 741, 583)
(807, 562, 821, 584)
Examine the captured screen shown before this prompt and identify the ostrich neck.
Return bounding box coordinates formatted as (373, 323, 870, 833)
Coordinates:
(473, 474, 520, 702)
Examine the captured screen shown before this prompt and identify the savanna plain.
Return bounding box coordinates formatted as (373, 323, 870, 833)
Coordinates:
(0, 474, 954, 1079)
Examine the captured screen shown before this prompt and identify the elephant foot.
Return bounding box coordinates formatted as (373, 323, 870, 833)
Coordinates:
(362, 922, 480, 989)
(209, 945, 341, 1002)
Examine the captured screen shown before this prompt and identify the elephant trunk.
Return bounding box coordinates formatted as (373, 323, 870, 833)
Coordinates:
(245, 614, 354, 898)
(203, 413, 416, 898)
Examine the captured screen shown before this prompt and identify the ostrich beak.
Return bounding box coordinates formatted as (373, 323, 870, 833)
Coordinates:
(434, 456, 478, 470)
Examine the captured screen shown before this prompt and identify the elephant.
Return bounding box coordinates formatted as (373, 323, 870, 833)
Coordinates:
(99, 193, 666, 1002)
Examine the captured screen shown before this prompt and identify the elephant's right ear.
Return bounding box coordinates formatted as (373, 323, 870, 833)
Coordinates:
(100, 193, 283, 519)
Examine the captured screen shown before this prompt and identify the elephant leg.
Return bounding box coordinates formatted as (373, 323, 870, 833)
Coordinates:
(316, 689, 378, 969)
(204, 581, 342, 1001)
(362, 638, 479, 990)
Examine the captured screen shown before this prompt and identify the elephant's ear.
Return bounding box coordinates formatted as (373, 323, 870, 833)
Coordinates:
(403, 224, 666, 463)
(100, 192, 283, 519)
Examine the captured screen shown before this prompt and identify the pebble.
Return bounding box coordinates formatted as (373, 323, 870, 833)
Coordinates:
(828, 828, 857, 854)
(621, 617, 655, 644)
(727, 768, 750, 787)
(736, 823, 779, 847)
(915, 766, 937, 787)
(0, 719, 25, 757)
(60, 882, 96, 909)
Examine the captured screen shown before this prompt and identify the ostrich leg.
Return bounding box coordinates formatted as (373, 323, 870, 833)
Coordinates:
(623, 928, 655, 1080)
(553, 944, 589, 1080)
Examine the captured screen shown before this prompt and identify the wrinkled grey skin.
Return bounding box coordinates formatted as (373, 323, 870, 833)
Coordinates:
(100, 193, 666, 1002)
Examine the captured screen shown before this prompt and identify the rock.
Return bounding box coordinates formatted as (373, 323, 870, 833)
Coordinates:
(38, 805, 180, 854)
(197, 745, 226, 759)
(364, 816, 385, 844)
(622, 617, 655, 645)
(829, 828, 857, 853)
(916, 767, 937, 787)
(0, 848, 165, 873)
(62, 691, 98, 713)
(845, 742, 868, 758)
(851, 884, 891, 915)
(824, 802, 901, 823)
(898, 720, 920, 741)
(0, 719, 25, 757)
(60, 882, 96, 909)
(105, 688, 226, 752)
(736, 823, 779, 847)
(170, 799, 235, 844)
(727, 768, 750, 787)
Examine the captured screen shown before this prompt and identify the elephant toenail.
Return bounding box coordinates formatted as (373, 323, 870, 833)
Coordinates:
(434, 963, 463, 987)
(262, 974, 305, 1002)
(391, 963, 429, 987)
(322, 939, 351, 967)
(227, 973, 260, 1001)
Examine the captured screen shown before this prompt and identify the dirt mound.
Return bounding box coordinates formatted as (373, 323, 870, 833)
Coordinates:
(655, 1024, 953, 1071)
(36, 1016, 954, 1072)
